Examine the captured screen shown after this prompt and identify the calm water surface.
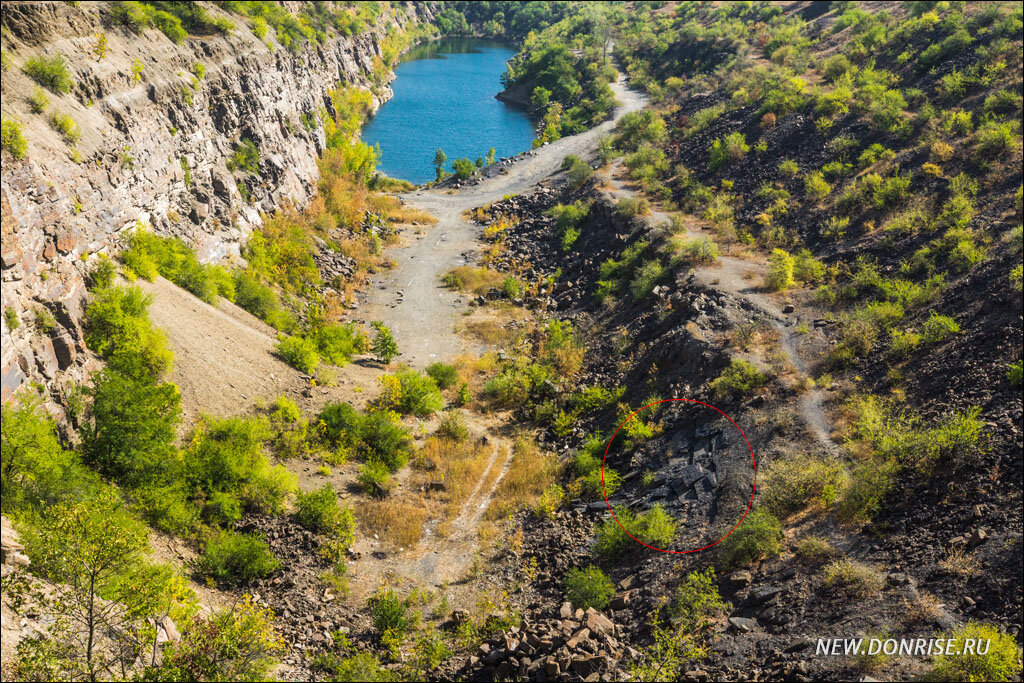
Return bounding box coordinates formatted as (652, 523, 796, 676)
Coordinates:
(361, 38, 535, 185)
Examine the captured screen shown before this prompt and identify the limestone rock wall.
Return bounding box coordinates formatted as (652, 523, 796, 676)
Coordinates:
(0, 1, 430, 410)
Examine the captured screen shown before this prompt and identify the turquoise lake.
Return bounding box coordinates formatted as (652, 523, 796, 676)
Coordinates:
(361, 38, 536, 185)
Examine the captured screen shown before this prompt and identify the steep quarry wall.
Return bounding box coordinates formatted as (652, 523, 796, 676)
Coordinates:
(0, 1, 430, 408)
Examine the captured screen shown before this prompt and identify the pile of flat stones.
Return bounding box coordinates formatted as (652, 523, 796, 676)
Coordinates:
(466, 605, 630, 682)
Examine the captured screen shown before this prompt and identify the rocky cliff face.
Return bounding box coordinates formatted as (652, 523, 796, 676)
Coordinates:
(0, 1, 429, 410)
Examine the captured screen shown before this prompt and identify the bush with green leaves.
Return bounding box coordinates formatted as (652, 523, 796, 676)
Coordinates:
(49, 111, 81, 144)
(317, 402, 412, 471)
(313, 323, 365, 365)
(716, 508, 783, 569)
(294, 484, 354, 543)
(82, 368, 181, 489)
(437, 410, 470, 442)
(631, 260, 666, 299)
(233, 271, 295, 331)
(765, 248, 795, 291)
(670, 568, 730, 632)
(371, 321, 398, 364)
(357, 459, 392, 498)
(1, 396, 102, 516)
(760, 454, 846, 516)
(276, 335, 320, 373)
(23, 54, 73, 93)
(369, 588, 410, 637)
(226, 138, 260, 174)
(594, 504, 678, 559)
(708, 132, 749, 172)
(199, 531, 280, 586)
(565, 565, 615, 610)
(183, 415, 295, 515)
(924, 621, 1023, 682)
(1, 118, 27, 159)
(709, 359, 768, 400)
(392, 368, 444, 416)
(84, 284, 174, 381)
(425, 361, 458, 390)
(561, 154, 594, 189)
(451, 157, 475, 179)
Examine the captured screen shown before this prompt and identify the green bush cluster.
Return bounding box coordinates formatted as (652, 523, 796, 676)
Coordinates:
(121, 229, 234, 305)
(716, 508, 783, 569)
(294, 483, 354, 543)
(199, 530, 279, 585)
(594, 504, 678, 559)
(565, 565, 615, 610)
(22, 54, 73, 93)
(317, 402, 413, 472)
(709, 359, 769, 399)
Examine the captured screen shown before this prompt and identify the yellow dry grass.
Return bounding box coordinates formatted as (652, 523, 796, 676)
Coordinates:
(359, 499, 429, 548)
(442, 266, 505, 295)
(485, 437, 559, 521)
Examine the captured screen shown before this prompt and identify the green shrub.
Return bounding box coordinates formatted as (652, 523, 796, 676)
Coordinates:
(322, 652, 399, 682)
(670, 568, 730, 631)
(452, 157, 475, 179)
(708, 132, 749, 172)
(28, 87, 49, 114)
(716, 508, 782, 569)
(226, 138, 260, 174)
(49, 111, 81, 144)
(369, 588, 409, 636)
(358, 459, 392, 497)
(616, 196, 651, 217)
(594, 504, 678, 559)
(804, 171, 831, 202)
(314, 323, 364, 365)
(760, 454, 845, 516)
(837, 457, 896, 523)
(920, 312, 960, 343)
(794, 536, 839, 564)
(294, 484, 354, 543)
(23, 54, 73, 93)
(83, 285, 174, 381)
(1, 119, 27, 159)
(565, 565, 615, 610)
(183, 415, 295, 515)
(425, 362, 458, 389)
(562, 154, 594, 188)
(437, 410, 469, 442)
(276, 335, 320, 373)
(822, 559, 883, 598)
(673, 236, 719, 265)
(370, 321, 398, 364)
(792, 249, 825, 283)
(765, 248, 795, 291)
(778, 159, 799, 177)
(199, 531, 280, 585)
(709, 359, 768, 399)
(925, 622, 1023, 682)
(393, 369, 444, 416)
(581, 467, 621, 500)
(203, 490, 242, 526)
(1008, 360, 1023, 386)
(630, 260, 665, 299)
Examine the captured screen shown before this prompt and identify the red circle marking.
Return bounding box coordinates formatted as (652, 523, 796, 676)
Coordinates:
(601, 398, 757, 554)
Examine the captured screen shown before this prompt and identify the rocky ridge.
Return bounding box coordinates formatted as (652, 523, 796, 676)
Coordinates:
(0, 0, 431, 411)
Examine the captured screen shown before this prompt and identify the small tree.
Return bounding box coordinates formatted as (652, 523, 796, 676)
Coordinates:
(15, 493, 150, 681)
(371, 321, 399, 365)
(765, 248, 795, 291)
(433, 148, 447, 182)
(485, 147, 496, 165)
(452, 157, 475, 179)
